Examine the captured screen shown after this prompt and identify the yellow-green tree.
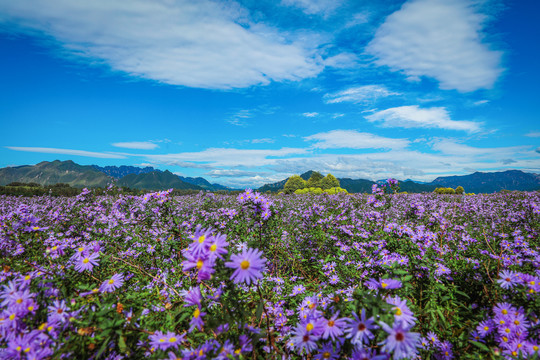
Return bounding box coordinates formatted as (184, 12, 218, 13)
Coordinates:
(283, 175, 307, 194)
(320, 173, 340, 189)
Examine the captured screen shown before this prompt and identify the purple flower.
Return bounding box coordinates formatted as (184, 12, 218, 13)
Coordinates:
(380, 321, 420, 360)
(497, 270, 519, 289)
(225, 248, 266, 285)
(387, 296, 416, 326)
(291, 323, 318, 354)
(182, 286, 202, 308)
(365, 278, 402, 290)
(346, 309, 377, 345)
(189, 307, 206, 332)
(99, 273, 125, 293)
(74, 252, 100, 272)
(322, 311, 348, 341)
(314, 343, 340, 360)
(208, 233, 228, 261)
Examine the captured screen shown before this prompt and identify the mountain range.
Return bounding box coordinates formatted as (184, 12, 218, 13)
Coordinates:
(0, 160, 538, 193)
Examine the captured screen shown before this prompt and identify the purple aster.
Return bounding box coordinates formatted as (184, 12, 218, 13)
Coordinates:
(387, 296, 416, 326)
(182, 286, 202, 308)
(346, 309, 377, 346)
(351, 348, 388, 360)
(365, 278, 402, 290)
(329, 275, 340, 285)
(74, 252, 100, 273)
(99, 273, 125, 293)
(322, 311, 348, 341)
(189, 307, 206, 332)
(380, 321, 420, 360)
(47, 299, 70, 323)
(497, 270, 519, 289)
(476, 320, 494, 337)
(208, 233, 228, 261)
(188, 225, 214, 258)
(314, 343, 340, 360)
(290, 323, 318, 354)
(225, 248, 266, 285)
(436, 340, 453, 360)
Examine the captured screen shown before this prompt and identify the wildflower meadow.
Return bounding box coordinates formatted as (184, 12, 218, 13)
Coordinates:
(1, 181, 539, 359)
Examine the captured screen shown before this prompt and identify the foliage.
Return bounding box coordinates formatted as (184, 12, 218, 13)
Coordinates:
(455, 186, 465, 194)
(320, 173, 340, 189)
(434, 187, 457, 194)
(283, 175, 307, 194)
(306, 171, 324, 188)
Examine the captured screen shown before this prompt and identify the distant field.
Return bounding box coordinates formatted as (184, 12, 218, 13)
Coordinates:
(1, 186, 539, 359)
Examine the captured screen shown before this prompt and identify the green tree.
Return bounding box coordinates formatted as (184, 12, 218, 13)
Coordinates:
(307, 171, 324, 188)
(455, 186, 464, 194)
(319, 173, 340, 189)
(283, 175, 307, 194)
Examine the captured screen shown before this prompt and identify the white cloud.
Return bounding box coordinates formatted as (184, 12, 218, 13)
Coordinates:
(366, 105, 482, 132)
(0, 0, 323, 89)
(280, 0, 343, 15)
(112, 141, 158, 150)
(251, 138, 275, 144)
(205, 169, 259, 178)
(145, 147, 308, 168)
(304, 130, 409, 150)
(366, 0, 503, 92)
(323, 53, 359, 69)
(431, 139, 531, 157)
(302, 112, 319, 117)
(525, 131, 540, 138)
(324, 85, 399, 104)
(227, 110, 253, 126)
(6, 146, 126, 159)
(473, 100, 490, 106)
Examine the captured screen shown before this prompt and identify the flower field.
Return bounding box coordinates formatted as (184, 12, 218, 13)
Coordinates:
(1, 183, 540, 359)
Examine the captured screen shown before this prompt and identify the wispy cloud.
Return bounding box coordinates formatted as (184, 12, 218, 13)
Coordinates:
(112, 141, 158, 150)
(323, 85, 399, 104)
(205, 169, 259, 178)
(251, 138, 275, 144)
(280, 0, 343, 16)
(366, 0, 503, 92)
(304, 130, 409, 150)
(227, 110, 253, 126)
(431, 139, 532, 157)
(525, 131, 540, 138)
(6, 146, 126, 159)
(302, 112, 319, 117)
(366, 106, 482, 132)
(0, 0, 323, 89)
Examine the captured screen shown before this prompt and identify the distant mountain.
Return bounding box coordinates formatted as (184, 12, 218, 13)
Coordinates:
(116, 170, 204, 191)
(92, 165, 157, 178)
(176, 176, 231, 191)
(257, 170, 539, 194)
(258, 171, 314, 193)
(431, 170, 540, 193)
(0, 160, 112, 187)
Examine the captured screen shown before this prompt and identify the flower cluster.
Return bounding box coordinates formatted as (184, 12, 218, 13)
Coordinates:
(237, 188, 273, 220)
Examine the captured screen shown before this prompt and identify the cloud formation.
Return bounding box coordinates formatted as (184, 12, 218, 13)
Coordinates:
(366, 0, 503, 92)
(112, 142, 158, 150)
(324, 85, 399, 104)
(0, 0, 323, 89)
(366, 106, 482, 132)
(304, 130, 409, 149)
(6, 147, 126, 159)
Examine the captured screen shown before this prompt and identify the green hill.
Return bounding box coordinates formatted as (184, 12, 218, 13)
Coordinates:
(0, 160, 112, 187)
(116, 170, 203, 191)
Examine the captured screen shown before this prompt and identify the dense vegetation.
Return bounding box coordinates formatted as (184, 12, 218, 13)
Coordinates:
(1, 182, 539, 359)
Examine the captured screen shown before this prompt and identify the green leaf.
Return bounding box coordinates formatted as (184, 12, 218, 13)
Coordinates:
(470, 341, 490, 352)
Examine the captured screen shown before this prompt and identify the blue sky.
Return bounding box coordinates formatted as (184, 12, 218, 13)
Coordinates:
(0, 0, 539, 187)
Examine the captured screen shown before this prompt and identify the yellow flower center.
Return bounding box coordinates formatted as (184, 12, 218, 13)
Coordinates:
(52, 246, 57, 250)
(323, 352, 331, 359)
(198, 235, 205, 244)
(306, 323, 314, 331)
(502, 309, 508, 314)
(78, 247, 84, 252)
(328, 320, 335, 327)
(169, 337, 177, 342)
(16, 298, 23, 304)
(193, 308, 200, 318)
(197, 260, 204, 269)
(395, 308, 402, 316)
(381, 282, 388, 288)
(108, 279, 115, 284)
(83, 258, 89, 264)
(9, 314, 15, 320)
(210, 244, 217, 252)
(240, 260, 250, 270)
(25, 275, 31, 281)
(16, 346, 21, 352)
(514, 320, 520, 325)
(24, 347, 30, 353)
(28, 306, 34, 311)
